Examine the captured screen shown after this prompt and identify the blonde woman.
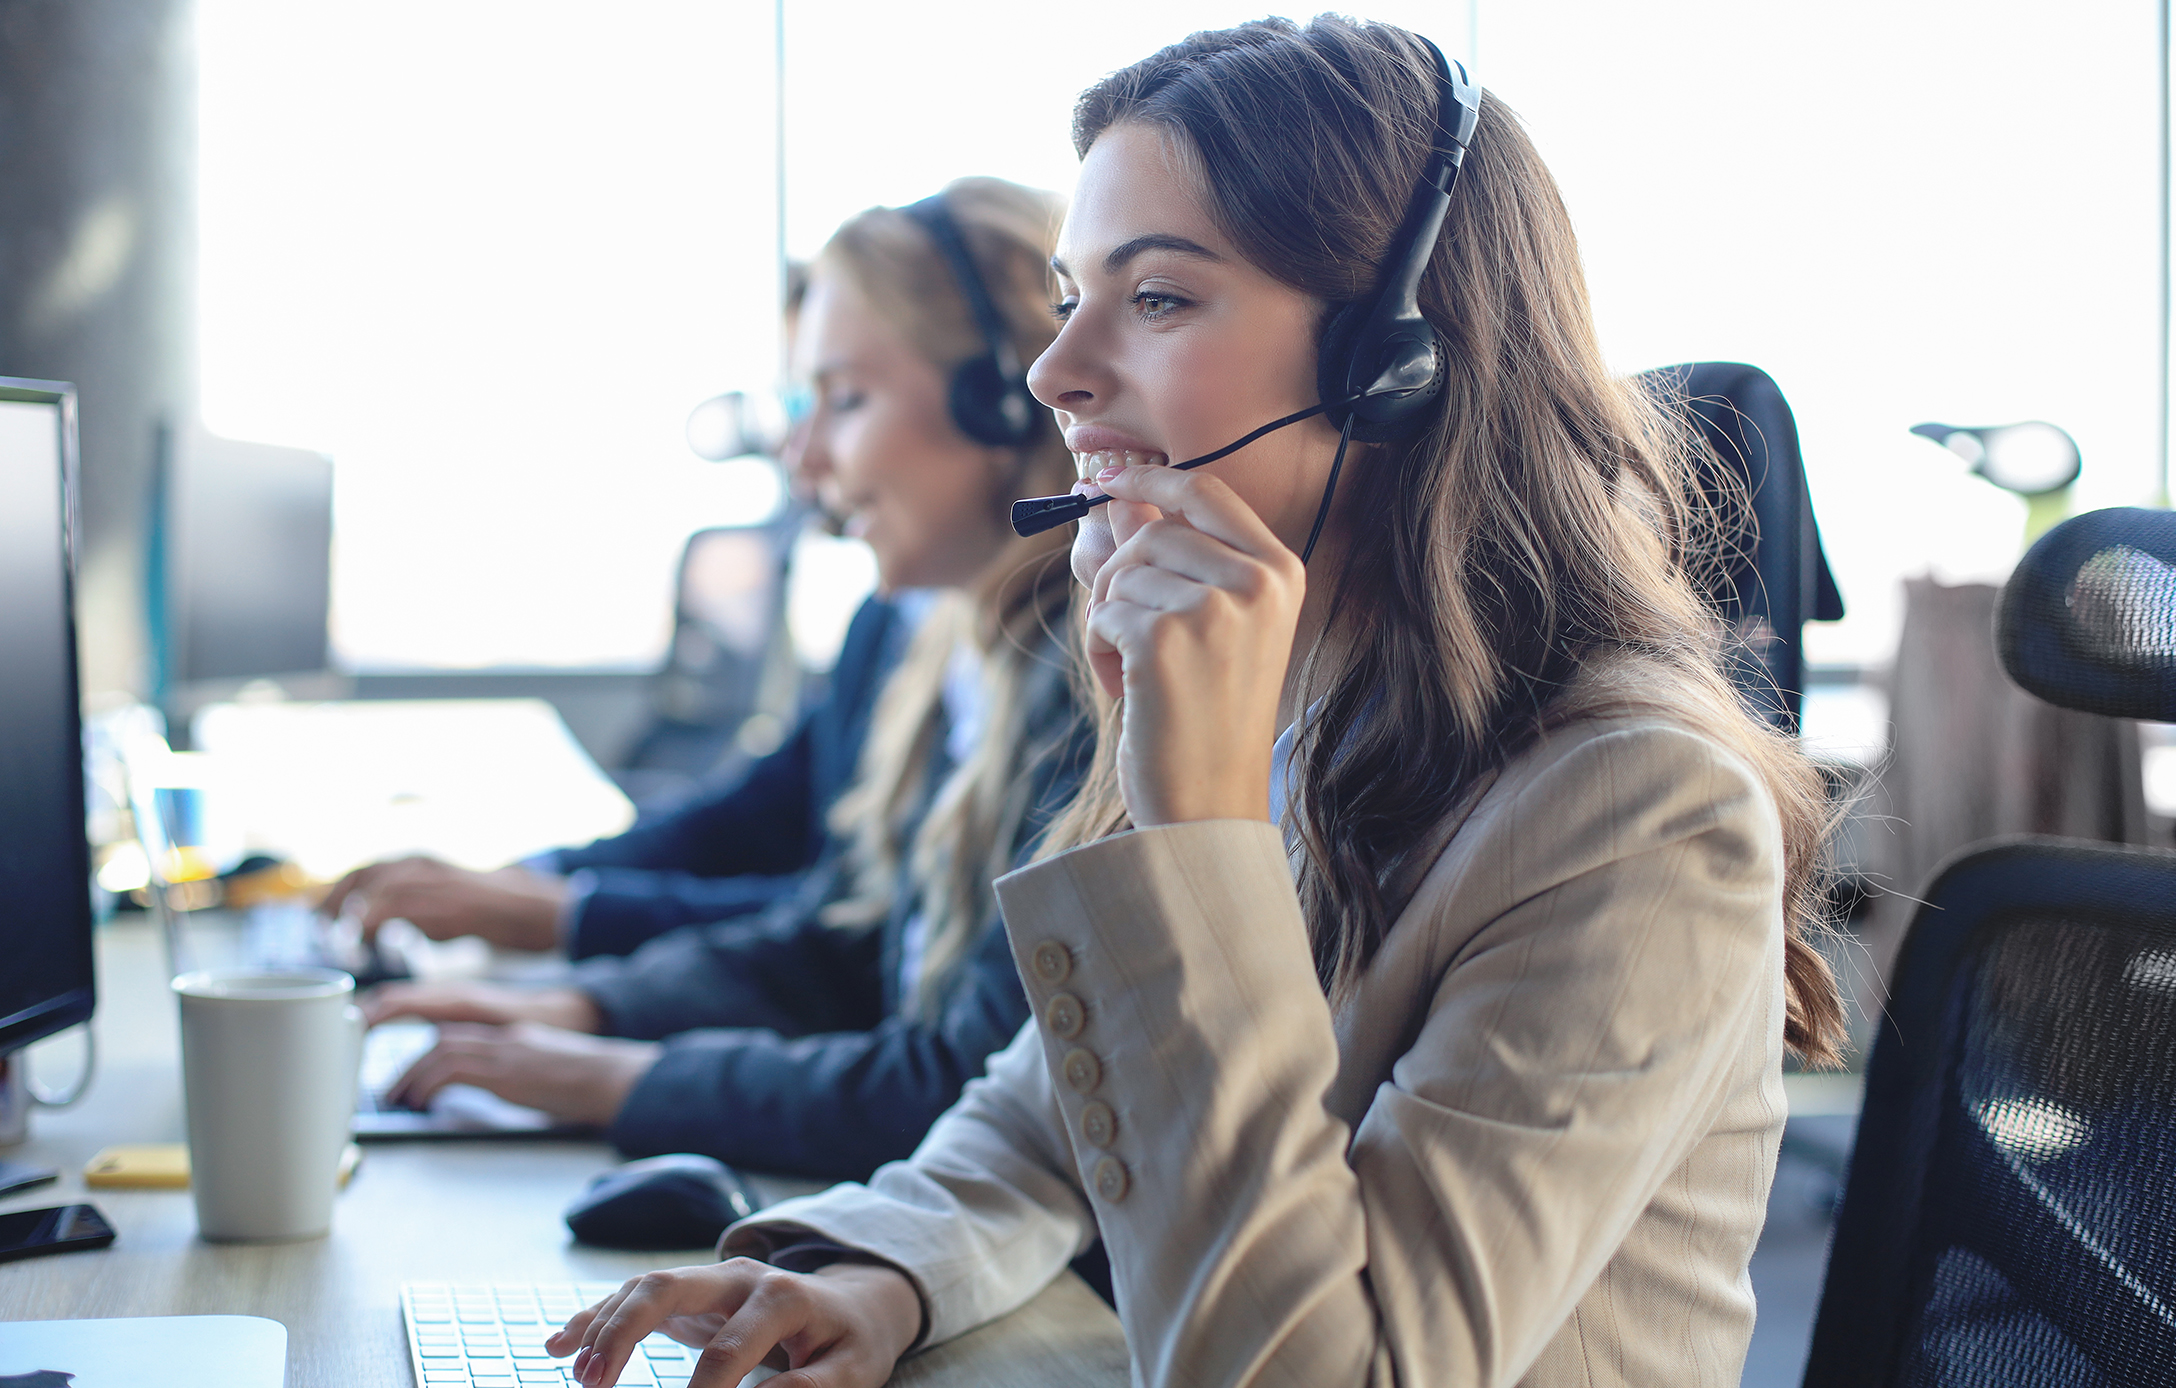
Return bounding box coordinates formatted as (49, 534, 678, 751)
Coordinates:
(365, 178, 1092, 1181)
(551, 17, 1848, 1387)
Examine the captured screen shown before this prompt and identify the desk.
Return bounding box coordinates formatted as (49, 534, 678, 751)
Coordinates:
(0, 917, 1129, 1387)
(189, 698, 639, 877)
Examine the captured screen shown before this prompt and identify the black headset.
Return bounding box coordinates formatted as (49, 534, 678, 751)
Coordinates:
(902, 193, 1045, 450)
(1316, 37, 1481, 444)
(1009, 36, 1481, 547)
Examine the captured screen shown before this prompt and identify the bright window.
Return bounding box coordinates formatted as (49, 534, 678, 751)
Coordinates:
(201, 2, 2161, 672)
(1479, 0, 2162, 664)
(198, 1, 785, 670)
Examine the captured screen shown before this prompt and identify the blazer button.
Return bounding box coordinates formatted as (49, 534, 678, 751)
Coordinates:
(1092, 1155, 1129, 1203)
(1080, 1100, 1117, 1149)
(1030, 940, 1072, 984)
(1061, 1047, 1101, 1095)
(1044, 992, 1085, 1040)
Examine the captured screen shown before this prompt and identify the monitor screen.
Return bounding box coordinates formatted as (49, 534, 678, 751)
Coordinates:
(0, 382, 95, 1054)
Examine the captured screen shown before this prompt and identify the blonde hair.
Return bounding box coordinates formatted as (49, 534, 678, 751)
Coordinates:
(816, 178, 1080, 1016)
(1048, 18, 1847, 1066)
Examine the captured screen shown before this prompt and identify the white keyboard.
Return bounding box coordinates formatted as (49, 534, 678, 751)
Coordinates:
(401, 1282, 773, 1388)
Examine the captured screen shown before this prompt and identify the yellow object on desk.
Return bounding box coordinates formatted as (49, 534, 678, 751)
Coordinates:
(86, 1141, 364, 1190)
(85, 1144, 191, 1188)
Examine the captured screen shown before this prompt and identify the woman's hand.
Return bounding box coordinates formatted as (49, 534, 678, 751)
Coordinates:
(548, 1259, 922, 1388)
(318, 856, 570, 952)
(381, 1022, 658, 1126)
(361, 981, 602, 1033)
(1085, 461, 1305, 826)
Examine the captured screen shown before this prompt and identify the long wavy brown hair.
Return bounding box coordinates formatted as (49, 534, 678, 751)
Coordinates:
(1042, 16, 1847, 1065)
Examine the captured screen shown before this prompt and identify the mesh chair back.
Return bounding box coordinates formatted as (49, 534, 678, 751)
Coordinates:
(1804, 838, 2176, 1386)
(1998, 507, 2176, 723)
(1639, 361, 1845, 728)
(618, 517, 797, 789)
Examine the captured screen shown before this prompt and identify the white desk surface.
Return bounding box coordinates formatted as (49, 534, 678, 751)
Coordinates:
(0, 916, 1129, 1387)
(190, 697, 639, 878)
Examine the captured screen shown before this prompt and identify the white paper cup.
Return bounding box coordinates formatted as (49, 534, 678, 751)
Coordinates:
(174, 968, 364, 1242)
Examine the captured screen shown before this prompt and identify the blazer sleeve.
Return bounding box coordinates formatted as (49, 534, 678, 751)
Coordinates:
(557, 866, 809, 962)
(604, 915, 1037, 1180)
(552, 710, 820, 880)
(721, 1019, 1096, 1343)
(547, 596, 900, 959)
(573, 888, 885, 1043)
(734, 723, 1785, 1386)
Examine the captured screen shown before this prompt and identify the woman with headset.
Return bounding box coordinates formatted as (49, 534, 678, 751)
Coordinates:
(362, 177, 1096, 1181)
(548, 17, 1847, 1386)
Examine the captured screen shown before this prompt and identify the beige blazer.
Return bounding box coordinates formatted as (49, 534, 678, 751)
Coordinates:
(726, 710, 1789, 1388)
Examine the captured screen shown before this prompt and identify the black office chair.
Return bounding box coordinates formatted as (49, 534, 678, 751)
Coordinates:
(614, 514, 800, 802)
(1641, 362, 1846, 729)
(1803, 507, 2176, 1387)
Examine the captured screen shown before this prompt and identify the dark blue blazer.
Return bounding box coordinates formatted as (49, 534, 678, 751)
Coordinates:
(574, 634, 1091, 1181)
(543, 597, 906, 960)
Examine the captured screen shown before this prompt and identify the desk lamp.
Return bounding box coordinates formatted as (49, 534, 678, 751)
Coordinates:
(1910, 419, 2082, 545)
(685, 390, 789, 462)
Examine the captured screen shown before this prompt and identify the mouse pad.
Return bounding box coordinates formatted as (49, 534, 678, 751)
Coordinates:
(0, 1316, 285, 1388)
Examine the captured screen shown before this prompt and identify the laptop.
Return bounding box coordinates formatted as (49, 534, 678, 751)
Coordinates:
(0, 1316, 286, 1387)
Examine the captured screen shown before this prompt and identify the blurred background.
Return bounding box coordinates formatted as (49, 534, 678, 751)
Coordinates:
(3, 4, 2172, 1380)
(8, 0, 2160, 698)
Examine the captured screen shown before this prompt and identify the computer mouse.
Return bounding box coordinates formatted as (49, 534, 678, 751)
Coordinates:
(563, 1154, 758, 1251)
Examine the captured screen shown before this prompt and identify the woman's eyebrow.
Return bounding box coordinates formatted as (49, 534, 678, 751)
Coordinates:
(1050, 233, 1225, 281)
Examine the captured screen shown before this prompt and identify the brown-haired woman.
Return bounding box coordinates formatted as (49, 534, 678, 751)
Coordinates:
(549, 16, 1847, 1386)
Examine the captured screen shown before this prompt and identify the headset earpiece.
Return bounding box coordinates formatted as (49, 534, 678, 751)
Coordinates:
(904, 194, 1045, 451)
(948, 354, 1036, 450)
(1317, 301, 1445, 444)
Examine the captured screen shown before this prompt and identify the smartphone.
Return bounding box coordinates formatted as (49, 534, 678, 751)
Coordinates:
(0, 1203, 116, 1264)
(0, 1157, 59, 1198)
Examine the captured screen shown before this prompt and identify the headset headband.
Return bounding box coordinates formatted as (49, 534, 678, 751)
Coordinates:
(903, 194, 1038, 444)
(1321, 36, 1481, 441)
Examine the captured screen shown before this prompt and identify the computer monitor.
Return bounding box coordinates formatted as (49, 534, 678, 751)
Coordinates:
(0, 378, 96, 1054)
(167, 431, 333, 685)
